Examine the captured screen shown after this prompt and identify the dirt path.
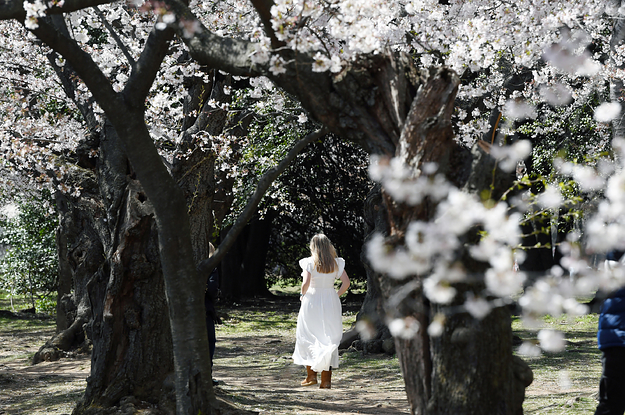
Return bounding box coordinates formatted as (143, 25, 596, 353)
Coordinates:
(212, 333, 410, 415)
(0, 317, 89, 415)
(0, 304, 410, 415)
(0, 302, 602, 414)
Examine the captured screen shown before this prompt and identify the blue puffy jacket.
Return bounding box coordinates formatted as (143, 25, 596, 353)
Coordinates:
(598, 287, 625, 350)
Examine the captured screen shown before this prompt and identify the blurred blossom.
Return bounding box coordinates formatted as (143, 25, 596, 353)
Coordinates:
(369, 155, 452, 205)
(551, 265, 565, 278)
(389, 317, 420, 339)
(485, 268, 525, 297)
(503, 100, 537, 120)
(518, 341, 541, 357)
(558, 370, 572, 390)
(356, 320, 376, 341)
(543, 42, 600, 76)
(464, 294, 492, 320)
(538, 329, 566, 352)
(427, 314, 445, 337)
(406, 221, 456, 262)
(435, 189, 483, 234)
(489, 140, 532, 172)
(573, 165, 604, 191)
(562, 298, 589, 316)
(539, 83, 572, 106)
(297, 113, 308, 123)
(162, 12, 176, 23)
(538, 185, 563, 209)
(366, 233, 430, 279)
(470, 236, 500, 262)
(594, 102, 622, 123)
(423, 276, 457, 304)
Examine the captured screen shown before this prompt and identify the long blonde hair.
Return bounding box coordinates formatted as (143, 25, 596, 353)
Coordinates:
(310, 234, 337, 273)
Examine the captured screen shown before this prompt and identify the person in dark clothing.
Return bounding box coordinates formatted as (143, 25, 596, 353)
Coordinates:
(595, 250, 625, 415)
(205, 243, 220, 386)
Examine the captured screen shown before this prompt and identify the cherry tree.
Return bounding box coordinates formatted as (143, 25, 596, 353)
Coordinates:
(0, 4, 320, 414)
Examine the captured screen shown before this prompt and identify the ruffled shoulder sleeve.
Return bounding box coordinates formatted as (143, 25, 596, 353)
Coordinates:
(299, 257, 314, 273)
(335, 257, 345, 277)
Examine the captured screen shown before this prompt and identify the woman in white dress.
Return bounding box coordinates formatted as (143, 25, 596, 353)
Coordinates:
(292, 234, 350, 389)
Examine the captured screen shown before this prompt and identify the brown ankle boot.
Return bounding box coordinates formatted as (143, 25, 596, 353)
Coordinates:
(301, 366, 317, 386)
(319, 370, 332, 389)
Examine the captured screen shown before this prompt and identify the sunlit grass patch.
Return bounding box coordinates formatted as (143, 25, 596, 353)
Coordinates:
(0, 291, 31, 311)
(513, 313, 601, 414)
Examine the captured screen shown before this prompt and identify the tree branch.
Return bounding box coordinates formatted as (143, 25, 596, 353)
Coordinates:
(0, 0, 118, 20)
(93, 6, 136, 70)
(31, 18, 122, 117)
(248, 0, 285, 49)
(163, 0, 262, 76)
(123, 26, 175, 106)
(196, 126, 329, 276)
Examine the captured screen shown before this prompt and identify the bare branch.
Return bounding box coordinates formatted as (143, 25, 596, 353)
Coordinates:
(248, 0, 285, 49)
(93, 6, 136, 70)
(196, 126, 329, 277)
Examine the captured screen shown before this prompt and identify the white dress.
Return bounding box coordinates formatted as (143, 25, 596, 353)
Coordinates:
(292, 257, 345, 372)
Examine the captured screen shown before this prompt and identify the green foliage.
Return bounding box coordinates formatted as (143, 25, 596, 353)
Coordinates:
(518, 97, 610, 180)
(222, 86, 371, 287)
(36, 295, 57, 315)
(0, 193, 58, 311)
(266, 134, 371, 285)
(501, 95, 612, 258)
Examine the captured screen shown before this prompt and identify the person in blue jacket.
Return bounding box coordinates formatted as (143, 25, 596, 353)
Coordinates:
(595, 251, 625, 415)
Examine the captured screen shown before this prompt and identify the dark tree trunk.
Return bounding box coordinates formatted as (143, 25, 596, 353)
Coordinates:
(341, 185, 392, 352)
(64, 122, 175, 413)
(220, 214, 273, 299)
(171, 68, 228, 264)
(54, 192, 76, 334)
(33, 189, 100, 363)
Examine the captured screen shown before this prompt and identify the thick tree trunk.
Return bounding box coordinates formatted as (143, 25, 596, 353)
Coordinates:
(33, 189, 100, 364)
(378, 66, 530, 415)
(63, 122, 176, 413)
(341, 185, 392, 352)
(320, 61, 529, 415)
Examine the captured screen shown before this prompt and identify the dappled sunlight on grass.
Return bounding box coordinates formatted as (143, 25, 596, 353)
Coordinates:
(513, 313, 602, 414)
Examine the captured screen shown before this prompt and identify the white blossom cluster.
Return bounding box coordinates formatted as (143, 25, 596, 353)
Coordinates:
(366, 131, 625, 353)
(367, 155, 526, 298)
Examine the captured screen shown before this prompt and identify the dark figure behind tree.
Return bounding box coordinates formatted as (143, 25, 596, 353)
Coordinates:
(205, 243, 221, 386)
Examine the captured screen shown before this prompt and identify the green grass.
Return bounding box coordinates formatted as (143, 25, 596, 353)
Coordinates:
(0, 290, 31, 311)
(0, 290, 606, 414)
(513, 314, 601, 414)
(0, 316, 53, 331)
